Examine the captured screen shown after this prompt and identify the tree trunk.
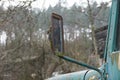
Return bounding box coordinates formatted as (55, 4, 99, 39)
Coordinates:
(87, 0, 98, 55)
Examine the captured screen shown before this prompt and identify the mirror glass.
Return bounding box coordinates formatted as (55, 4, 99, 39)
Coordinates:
(50, 13, 64, 54)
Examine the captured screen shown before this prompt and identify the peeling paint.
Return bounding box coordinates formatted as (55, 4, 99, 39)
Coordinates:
(88, 76, 99, 80)
(118, 53, 120, 70)
(110, 51, 120, 70)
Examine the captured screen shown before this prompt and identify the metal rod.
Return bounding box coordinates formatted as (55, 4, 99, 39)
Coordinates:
(58, 55, 102, 75)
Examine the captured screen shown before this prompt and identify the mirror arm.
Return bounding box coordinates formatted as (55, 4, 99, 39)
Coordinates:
(58, 55, 102, 75)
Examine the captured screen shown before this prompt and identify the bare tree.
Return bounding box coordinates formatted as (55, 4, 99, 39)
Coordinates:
(87, 0, 98, 55)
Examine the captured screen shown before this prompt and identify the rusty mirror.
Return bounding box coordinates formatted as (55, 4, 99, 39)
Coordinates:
(48, 13, 64, 54)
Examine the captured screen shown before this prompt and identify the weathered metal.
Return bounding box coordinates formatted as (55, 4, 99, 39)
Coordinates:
(46, 70, 101, 80)
(59, 56, 102, 75)
(104, 0, 120, 80)
(51, 13, 64, 54)
(46, 0, 120, 79)
(46, 53, 103, 80)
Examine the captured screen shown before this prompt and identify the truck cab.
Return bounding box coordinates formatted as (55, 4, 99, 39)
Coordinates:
(46, 0, 120, 80)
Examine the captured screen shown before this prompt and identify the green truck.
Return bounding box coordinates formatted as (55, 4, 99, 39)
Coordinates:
(46, 0, 120, 80)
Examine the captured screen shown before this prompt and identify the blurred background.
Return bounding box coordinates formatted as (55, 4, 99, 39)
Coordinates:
(0, 0, 111, 80)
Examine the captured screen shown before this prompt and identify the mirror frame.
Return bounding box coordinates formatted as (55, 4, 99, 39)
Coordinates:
(51, 13, 64, 54)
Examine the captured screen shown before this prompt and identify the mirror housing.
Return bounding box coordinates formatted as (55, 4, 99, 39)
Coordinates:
(47, 13, 102, 75)
(48, 13, 64, 54)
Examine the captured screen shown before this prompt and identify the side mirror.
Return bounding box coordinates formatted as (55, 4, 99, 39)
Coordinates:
(47, 13, 101, 74)
(48, 13, 64, 54)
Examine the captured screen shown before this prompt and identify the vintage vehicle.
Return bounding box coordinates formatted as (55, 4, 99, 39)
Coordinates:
(46, 0, 120, 80)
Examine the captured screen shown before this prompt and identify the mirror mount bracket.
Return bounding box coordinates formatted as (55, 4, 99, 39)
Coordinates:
(56, 53, 102, 76)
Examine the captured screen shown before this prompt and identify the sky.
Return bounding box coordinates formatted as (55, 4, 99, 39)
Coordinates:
(1, 0, 111, 10)
(31, 0, 111, 9)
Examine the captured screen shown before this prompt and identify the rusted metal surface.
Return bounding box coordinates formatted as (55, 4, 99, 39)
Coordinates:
(105, 1, 120, 80)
